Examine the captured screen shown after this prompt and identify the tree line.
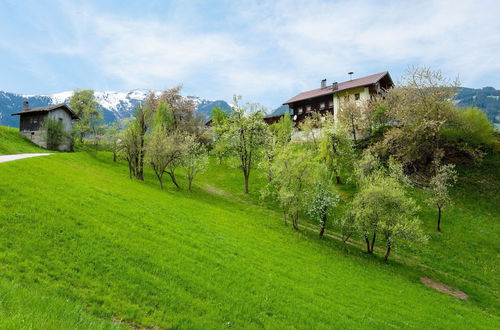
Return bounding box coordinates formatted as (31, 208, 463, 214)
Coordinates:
(211, 67, 494, 261)
(64, 66, 495, 261)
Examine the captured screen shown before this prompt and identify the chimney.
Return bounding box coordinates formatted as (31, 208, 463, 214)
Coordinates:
(332, 82, 338, 91)
(348, 72, 354, 81)
(23, 101, 29, 110)
(321, 79, 327, 89)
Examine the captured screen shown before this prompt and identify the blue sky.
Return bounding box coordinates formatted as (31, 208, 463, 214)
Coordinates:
(0, 0, 499, 109)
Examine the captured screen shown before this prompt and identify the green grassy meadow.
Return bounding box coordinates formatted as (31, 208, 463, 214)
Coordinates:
(0, 126, 46, 155)
(0, 126, 498, 328)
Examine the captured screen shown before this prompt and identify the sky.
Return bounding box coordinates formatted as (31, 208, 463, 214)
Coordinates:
(0, 0, 499, 109)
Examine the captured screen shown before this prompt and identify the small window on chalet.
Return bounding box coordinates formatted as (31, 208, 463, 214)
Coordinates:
(306, 105, 311, 112)
(320, 102, 325, 109)
(298, 107, 303, 115)
(355, 93, 360, 101)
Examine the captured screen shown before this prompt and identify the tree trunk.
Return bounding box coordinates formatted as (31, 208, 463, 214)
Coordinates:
(244, 172, 249, 194)
(319, 214, 327, 238)
(167, 170, 180, 189)
(137, 136, 145, 181)
(384, 240, 392, 262)
(336, 175, 342, 185)
(188, 177, 193, 191)
(370, 232, 377, 253)
(128, 162, 133, 179)
(292, 213, 299, 231)
(364, 235, 371, 253)
(155, 171, 164, 190)
(437, 206, 442, 232)
(113, 152, 117, 162)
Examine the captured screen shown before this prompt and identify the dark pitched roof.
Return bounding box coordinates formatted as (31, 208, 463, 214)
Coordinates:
(283, 71, 392, 105)
(11, 103, 79, 119)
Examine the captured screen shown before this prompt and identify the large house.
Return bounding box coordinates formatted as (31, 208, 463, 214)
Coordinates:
(264, 71, 394, 125)
(11, 101, 78, 151)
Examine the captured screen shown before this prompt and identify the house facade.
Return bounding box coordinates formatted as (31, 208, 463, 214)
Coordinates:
(265, 72, 393, 125)
(11, 101, 78, 151)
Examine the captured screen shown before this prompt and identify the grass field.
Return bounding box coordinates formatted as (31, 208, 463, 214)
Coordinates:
(0, 126, 46, 155)
(0, 127, 498, 328)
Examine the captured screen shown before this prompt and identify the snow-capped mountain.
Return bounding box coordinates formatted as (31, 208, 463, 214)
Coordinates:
(0, 90, 231, 127)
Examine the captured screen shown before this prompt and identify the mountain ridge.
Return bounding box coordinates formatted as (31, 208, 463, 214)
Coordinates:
(0, 90, 232, 127)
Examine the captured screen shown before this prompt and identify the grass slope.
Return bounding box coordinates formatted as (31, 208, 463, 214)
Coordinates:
(200, 154, 500, 315)
(0, 126, 45, 155)
(0, 151, 497, 328)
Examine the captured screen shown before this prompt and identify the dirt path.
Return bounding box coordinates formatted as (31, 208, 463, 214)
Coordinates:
(0, 153, 52, 163)
(420, 277, 468, 300)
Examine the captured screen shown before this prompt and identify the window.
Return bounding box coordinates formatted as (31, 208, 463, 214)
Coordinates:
(298, 107, 303, 115)
(355, 93, 360, 101)
(306, 105, 311, 112)
(328, 100, 332, 108)
(320, 102, 325, 109)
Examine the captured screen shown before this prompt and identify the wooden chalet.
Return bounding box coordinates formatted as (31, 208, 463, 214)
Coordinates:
(11, 101, 78, 151)
(264, 71, 393, 125)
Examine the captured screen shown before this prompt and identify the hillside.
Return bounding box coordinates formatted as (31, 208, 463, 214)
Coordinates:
(0, 126, 498, 328)
(0, 126, 46, 155)
(0, 90, 231, 127)
(456, 87, 500, 125)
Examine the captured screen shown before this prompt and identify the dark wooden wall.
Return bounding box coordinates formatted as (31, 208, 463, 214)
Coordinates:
(19, 113, 46, 132)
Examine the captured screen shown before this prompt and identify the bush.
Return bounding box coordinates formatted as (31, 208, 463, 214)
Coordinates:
(442, 107, 495, 148)
(42, 118, 65, 150)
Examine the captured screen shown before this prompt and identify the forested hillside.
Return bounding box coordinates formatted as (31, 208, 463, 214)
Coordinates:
(456, 87, 500, 125)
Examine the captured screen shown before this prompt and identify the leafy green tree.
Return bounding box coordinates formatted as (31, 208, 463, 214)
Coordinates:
(337, 98, 368, 142)
(427, 161, 457, 232)
(118, 121, 141, 179)
(68, 89, 101, 143)
(307, 167, 340, 238)
(268, 144, 318, 230)
(262, 112, 294, 183)
(214, 95, 268, 193)
(351, 164, 426, 260)
(102, 122, 121, 162)
(211, 106, 231, 164)
(154, 101, 175, 132)
(371, 66, 459, 173)
(133, 104, 155, 181)
(319, 120, 355, 184)
(183, 135, 209, 191)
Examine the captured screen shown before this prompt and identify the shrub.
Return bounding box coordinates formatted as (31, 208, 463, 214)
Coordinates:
(42, 118, 65, 150)
(442, 107, 494, 148)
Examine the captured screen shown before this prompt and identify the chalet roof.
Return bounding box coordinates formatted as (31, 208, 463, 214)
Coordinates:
(11, 103, 79, 119)
(283, 71, 392, 105)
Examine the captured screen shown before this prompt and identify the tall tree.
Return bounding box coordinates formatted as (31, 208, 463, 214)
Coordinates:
(351, 159, 426, 260)
(68, 89, 101, 143)
(183, 135, 209, 191)
(337, 98, 368, 142)
(427, 160, 457, 232)
(307, 167, 340, 238)
(214, 95, 268, 193)
(118, 121, 141, 179)
(133, 104, 154, 181)
(371, 66, 459, 173)
(319, 119, 355, 184)
(267, 143, 318, 230)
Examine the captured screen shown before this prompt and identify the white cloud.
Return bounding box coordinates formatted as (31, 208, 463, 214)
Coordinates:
(1, 0, 499, 107)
